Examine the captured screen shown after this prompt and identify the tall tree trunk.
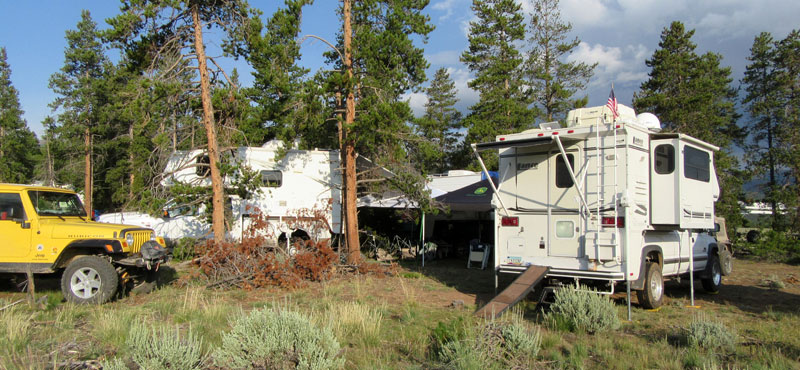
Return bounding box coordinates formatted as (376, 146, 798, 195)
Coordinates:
(192, 4, 226, 243)
(84, 126, 92, 217)
(343, 0, 360, 264)
(129, 124, 135, 199)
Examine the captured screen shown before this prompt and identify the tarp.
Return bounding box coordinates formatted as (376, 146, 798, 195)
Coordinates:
(433, 178, 495, 212)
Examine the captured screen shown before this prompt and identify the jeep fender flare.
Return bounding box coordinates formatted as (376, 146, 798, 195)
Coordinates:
(630, 245, 663, 291)
(53, 239, 122, 269)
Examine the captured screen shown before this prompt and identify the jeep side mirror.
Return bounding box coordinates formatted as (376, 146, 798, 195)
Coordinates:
(20, 221, 31, 229)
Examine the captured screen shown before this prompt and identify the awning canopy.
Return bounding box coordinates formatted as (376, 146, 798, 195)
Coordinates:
(433, 178, 495, 212)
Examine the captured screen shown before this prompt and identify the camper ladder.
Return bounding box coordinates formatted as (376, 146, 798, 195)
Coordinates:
(586, 117, 620, 262)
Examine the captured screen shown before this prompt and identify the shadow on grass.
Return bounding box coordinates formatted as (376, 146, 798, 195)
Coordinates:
(663, 279, 800, 315)
(398, 257, 522, 308)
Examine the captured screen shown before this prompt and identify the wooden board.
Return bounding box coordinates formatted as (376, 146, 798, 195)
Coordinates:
(474, 265, 549, 319)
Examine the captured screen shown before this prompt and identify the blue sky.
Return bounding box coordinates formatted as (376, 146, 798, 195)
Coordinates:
(2, 0, 799, 136)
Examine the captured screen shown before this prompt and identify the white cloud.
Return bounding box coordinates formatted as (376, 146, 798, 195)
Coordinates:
(425, 50, 462, 66)
(403, 92, 429, 117)
(567, 42, 649, 90)
(432, 0, 458, 21)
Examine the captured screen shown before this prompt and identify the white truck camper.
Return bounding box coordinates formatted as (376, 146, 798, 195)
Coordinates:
(472, 104, 733, 312)
(100, 140, 342, 246)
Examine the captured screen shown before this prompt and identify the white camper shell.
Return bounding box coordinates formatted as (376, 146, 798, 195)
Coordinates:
(100, 141, 342, 245)
(473, 104, 730, 308)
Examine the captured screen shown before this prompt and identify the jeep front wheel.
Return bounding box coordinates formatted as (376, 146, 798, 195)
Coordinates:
(61, 256, 118, 304)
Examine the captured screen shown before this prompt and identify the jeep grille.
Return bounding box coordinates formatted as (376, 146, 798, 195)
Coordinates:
(126, 230, 152, 253)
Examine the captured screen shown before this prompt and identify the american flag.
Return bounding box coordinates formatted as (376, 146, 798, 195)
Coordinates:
(606, 87, 619, 119)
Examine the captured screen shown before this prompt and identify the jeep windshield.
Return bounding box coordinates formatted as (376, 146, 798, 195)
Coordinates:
(28, 191, 87, 217)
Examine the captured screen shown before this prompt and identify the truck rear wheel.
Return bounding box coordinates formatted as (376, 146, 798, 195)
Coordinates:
(702, 254, 722, 293)
(61, 256, 118, 304)
(637, 262, 664, 309)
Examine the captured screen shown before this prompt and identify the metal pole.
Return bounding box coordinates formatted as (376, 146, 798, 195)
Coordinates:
(689, 230, 695, 306)
(626, 281, 632, 321)
(421, 212, 425, 267)
(470, 144, 510, 216)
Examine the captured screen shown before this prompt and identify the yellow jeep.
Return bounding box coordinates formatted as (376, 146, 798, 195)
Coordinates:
(0, 184, 169, 304)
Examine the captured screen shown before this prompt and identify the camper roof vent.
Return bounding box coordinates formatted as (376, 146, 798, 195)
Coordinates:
(636, 112, 662, 132)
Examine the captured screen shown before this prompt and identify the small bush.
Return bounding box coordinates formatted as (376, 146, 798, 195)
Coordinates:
(325, 301, 383, 343)
(125, 322, 207, 370)
(213, 307, 344, 369)
(437, 320, 541, 369)
(686, 315, 736, 351)
(745, 230, 800, 263)
(761, 274, 786, 290)
(545, 285, 620, 334)
(172, 237, 201, 261)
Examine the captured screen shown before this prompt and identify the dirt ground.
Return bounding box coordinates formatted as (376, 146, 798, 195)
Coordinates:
(397, 257, 800, 315)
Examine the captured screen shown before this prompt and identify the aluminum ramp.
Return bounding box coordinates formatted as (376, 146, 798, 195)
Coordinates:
(475, 265, 549, 319)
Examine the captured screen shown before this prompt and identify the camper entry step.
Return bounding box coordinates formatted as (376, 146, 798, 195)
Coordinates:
(475, 265, 549, 319)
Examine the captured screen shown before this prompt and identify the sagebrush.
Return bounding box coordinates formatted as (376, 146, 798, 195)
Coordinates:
(213, 307, 344, 369)
(122, 322, 206, 370)
(437, 319, 541, 369)
(686, 315, 736, 351)
(545, 285, 620, 334)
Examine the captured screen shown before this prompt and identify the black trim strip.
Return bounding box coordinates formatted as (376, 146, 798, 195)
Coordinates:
(664, 255, 709, 265)
(475, 137, 553, 151)
(0, 262, 54, 274)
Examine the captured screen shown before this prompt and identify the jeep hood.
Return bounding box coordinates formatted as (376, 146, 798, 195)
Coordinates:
(41, 218, 151, 239)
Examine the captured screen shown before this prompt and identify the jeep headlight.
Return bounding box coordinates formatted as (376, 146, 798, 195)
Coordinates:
(150, 232, 156, 241)
(126, 233, 135, 246)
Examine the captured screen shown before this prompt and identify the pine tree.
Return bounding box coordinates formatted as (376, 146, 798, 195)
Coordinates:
(244, 0, 329, 147)
(49, 10, 110, 214)
(774, 30, 800, 229)
(461, 0, 533, 169)
(0, 47, 39, 183)
(320, 0, 434, 262)
(742, 32, 783, 229)
(411, 67, 462, 174)
(525, 0, 595, 122)
(106, 0, 255, 242)
(634, 21, 744, 231)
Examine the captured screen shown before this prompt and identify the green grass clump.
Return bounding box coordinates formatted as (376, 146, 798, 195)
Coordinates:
(125, 322, 207, 370)
(545, 286, 620, 334)
(213, 307, 344, 369)
(686, 315, 736, 352)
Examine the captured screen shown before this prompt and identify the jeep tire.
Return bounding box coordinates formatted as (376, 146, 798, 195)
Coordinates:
(702, 254, 722, 293)
(61, 256, 118, 304)
(637, 262, 664, 309)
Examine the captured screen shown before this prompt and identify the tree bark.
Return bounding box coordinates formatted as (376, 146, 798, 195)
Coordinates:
(192, 4, 226, 243)
(343, 0, 360, 264)
(84, 126, 92, 217)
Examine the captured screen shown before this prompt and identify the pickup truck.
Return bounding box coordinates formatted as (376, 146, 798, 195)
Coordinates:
(0, 184, 169, 304)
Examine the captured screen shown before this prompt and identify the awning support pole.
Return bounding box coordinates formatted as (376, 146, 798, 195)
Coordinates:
(470, 144, 510, 217)
(553, 136, 592, 218)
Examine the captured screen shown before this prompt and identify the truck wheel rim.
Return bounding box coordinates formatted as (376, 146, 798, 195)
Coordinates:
(713, 263, 721, 286)
(650, 274, 663, 299)
(70, 267, 102, 299)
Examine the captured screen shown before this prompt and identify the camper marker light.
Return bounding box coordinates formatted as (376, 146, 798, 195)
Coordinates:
(601, 216, 625, 228)
(499, 137, 506, 141)
(552, 132, 559, 135)
(501, 216, 519, 227)
(568, 130, 574, 133)
(537, 133, 544, 137)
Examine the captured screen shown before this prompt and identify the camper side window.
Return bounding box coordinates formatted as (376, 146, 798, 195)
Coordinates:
(684, 146, 710, 182)
(261, 170, 283, 187)
(195, 155, 211, 178)
(654, 144, 675, 174)
(555, 154, 575, 188)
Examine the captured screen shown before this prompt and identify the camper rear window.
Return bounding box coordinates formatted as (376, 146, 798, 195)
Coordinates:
(654, 144, 675, 174)
(556, 154, 575, 188)
(684, 146, 710, 182)
(261, 170, 283, 187)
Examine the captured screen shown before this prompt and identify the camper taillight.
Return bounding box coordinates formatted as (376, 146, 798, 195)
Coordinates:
(601, 216, 625, 228)
(501, 216, 519, 227)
